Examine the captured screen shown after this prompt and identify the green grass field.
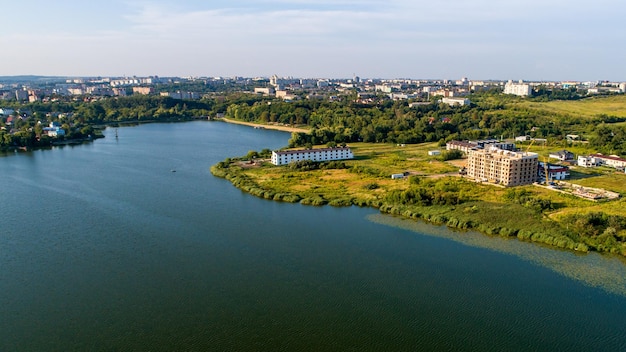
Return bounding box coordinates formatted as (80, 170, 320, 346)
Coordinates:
(510, 95, 626, 119)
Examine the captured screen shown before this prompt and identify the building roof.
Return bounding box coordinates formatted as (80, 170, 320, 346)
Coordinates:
(590, 154, 626, 162)
(447, 140, 476, 148)
(273, 146, 351, 156)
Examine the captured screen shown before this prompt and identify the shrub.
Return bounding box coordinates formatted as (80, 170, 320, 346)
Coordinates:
(363, 182, 380, 190)
(328, 198, 354, 207)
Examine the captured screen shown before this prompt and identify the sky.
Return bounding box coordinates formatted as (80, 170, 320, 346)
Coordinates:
(1, 0, 624, 81)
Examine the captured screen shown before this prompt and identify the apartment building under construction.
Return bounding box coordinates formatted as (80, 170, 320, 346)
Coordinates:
(466, 147, 538, 186)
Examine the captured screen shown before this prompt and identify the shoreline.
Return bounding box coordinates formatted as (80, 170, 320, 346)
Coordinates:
(219, 118, 310, 134)
(211, 162, 594, 256)
(209, 142, 626, 259)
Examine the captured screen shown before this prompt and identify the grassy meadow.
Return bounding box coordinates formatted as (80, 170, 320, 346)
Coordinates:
(212, 141, 626, 257)
(509, 95, 626, 119)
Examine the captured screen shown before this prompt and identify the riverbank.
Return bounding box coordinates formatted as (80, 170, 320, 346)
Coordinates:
(219, 118, 310, 133)
(211, 142, 626, 258)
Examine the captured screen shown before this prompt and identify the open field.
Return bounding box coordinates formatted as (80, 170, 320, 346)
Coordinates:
(510, 95, 626, 119)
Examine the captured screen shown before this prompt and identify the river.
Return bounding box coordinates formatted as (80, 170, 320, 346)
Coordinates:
(1, 121, 625, 351)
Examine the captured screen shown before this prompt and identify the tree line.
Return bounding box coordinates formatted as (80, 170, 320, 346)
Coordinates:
(3, 91, 626, 155)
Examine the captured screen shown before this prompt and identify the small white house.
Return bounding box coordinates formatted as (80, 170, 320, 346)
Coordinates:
(577, 155, 600, 168)
(549, 150, 574, 161)
(428, 150, 441, 156)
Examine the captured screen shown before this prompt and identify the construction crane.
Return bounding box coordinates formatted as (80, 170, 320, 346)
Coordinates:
(525, 138, 536, 153)
(525, 138, 550, 185)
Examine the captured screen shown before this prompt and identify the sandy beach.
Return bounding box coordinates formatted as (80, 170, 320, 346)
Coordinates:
(220, 118, 310, 134)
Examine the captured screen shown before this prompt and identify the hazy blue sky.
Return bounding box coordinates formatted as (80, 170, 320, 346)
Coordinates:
(1, 0, 624, 80)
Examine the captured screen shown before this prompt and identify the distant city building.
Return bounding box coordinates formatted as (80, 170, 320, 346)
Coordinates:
(317, 80, 330, 88)
(455, 77, 469, 85)
(86, 87, 114, 96)
(271, 147, 354, 166)
(375, 85, 393, 93)
(466, 147, 538, 186)
(68, 88, 85, 95)
(504, 80, 532, 96)
(160, 91, 200, 100)
(0, 108, 15, 116)
(409, 102, 432, 108)
(388, 93, 417, 100)
(269, 75, 299, 87)
(15, 89, 28, 101)
(440, 97, 470, 106)
(254, 87, 275, 96)
(561, 81, 578, 89)
(132, 87, 154, 95)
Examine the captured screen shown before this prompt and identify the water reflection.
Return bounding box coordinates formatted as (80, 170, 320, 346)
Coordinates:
(368, 213, 626, 297)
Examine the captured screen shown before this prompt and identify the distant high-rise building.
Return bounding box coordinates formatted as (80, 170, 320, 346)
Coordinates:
(15, 89, 28, 101)
(504, 80, 532, 96)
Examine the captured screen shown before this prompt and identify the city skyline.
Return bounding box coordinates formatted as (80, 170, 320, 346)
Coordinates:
(2, 0, 624, 81)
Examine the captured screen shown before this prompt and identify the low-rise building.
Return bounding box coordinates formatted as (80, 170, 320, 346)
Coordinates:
(0, 108, 15, 117)
(271, 146, 354, 166)
(254, 87, 275, 96)
(577, 155, 601, 168)
(132, 87, 154, 95)
(441, 97, 470, 106)
(539, 162, 570, 181)
(549, 150, 575, 161)
(466, 147, 538, 186)
(446, 139, 515, 154)
(475, 139, 515, 151)
(446, 140, 477, 154)
(160, 91, 200, 100)
(43, 122, 65, 137)
(589, 154, 626, 170)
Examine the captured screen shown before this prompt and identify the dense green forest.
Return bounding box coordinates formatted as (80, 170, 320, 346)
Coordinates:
(0, 94, 262, 150)
(222, 92, 626, 155)
(2, 91, 626, 154)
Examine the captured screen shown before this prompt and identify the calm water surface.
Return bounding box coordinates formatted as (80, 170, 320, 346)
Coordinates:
(1, 121, 625, 351)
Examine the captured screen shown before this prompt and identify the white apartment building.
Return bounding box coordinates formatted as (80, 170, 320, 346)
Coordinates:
(504, 80, 532, 96)
(466, 147, 538, 186)
(441, 97, 470, 106)
(271, 147, 354, 166)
